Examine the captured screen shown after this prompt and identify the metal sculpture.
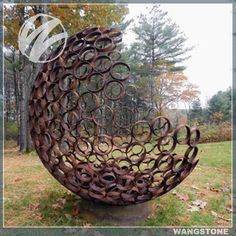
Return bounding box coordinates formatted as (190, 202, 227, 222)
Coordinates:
(29, 27, 200, 205)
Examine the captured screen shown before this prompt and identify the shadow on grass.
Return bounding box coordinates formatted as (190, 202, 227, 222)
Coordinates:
(36, 190, 88, 226)
(36, 190, 197, 227)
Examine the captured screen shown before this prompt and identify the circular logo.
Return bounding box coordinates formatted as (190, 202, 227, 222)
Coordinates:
(18, 13, 68, 63)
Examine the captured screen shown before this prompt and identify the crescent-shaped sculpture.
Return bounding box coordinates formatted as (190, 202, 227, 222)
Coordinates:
(29, 27, 200, 205)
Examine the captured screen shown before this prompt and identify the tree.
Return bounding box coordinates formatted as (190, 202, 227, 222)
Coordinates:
(4, 4, 129, 152)
(4, 5, 129, 48)
(188, 98, 202, 124)
(132, 5, 191, 67)
(50, 4, 129, 34)
(207, 87, 231, 122)
(125, 4, 196, 113)
(4, 5, 50, 152)
(124, 53, 200, 116)
(154, 69, 199, 115)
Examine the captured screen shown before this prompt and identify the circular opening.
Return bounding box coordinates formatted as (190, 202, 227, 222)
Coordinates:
(86, 72, 104, 92)
(94, 37, 114, 52)
(110, 62, 130, 81)
(74, 62, 92, 80)
(131, 121, 151, 143)
(93, 56, 112, 74)
(174, 125, 191, 144)
(104, 80, 125, 100)
(79, 46, 97, 62)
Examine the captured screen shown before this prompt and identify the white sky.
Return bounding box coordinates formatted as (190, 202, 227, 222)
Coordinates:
(123, 4, 232, 107)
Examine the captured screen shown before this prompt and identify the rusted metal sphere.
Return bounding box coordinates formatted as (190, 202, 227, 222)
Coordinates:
(29, 27, 200, 205)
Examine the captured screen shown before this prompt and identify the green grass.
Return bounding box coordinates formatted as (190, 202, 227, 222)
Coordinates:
(143, 195, 186, 226)
(4, 141, 232, 227)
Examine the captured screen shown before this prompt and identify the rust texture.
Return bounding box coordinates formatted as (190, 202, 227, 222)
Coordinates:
(29, 27, 200, 205)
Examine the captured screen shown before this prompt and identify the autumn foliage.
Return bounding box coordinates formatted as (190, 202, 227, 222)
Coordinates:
(4, 4, 129, 48)
(199, 121, 231, 143)
(3, 4, 129, 152)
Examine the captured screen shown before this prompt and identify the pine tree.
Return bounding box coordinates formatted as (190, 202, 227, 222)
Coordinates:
(189, 98, 202, 123)
(129, 5, 193, 110)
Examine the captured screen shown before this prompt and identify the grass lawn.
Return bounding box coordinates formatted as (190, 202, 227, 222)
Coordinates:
(4, 140, 232, 227)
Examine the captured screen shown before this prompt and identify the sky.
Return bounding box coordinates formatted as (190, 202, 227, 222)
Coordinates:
(122, 4, 232, 107)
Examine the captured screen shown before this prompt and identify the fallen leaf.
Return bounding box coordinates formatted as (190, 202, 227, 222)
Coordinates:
(192, 200, 207, 209)
(222, 186, 230, 193)
(51, 203, 61, 209)
(211, 210, 218, 217)
(217, 215, 231, 222)
(58, 198, 66, 205)
(14, 178, 22, 182)
(211, 211, 231, 222)
(191, 185, 201, 191)
(187, 205, 200, 212)
(176, 193, 189, 202)
(197, 192, 206, 197)
(172, 190, 177, 195)
(226, 207, 232, 213)
(210, 187, 220, 192)
(71, 206, 80, 218)
(51, 198, 66, 210)
(65, 213, 72, 220)
(217, 219, 228, 226)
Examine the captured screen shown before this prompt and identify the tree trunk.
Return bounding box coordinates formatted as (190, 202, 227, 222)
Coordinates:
(19, 69, 27, 152)
(18, 5, 48, 153)
(26, 63, 40, 151)
(4, 79, 10, 122)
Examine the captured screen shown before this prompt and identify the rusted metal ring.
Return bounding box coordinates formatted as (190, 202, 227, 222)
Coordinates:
(29, 27, 200, 206)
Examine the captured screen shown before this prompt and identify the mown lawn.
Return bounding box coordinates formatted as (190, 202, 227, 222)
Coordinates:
(4, 140, 232, 227)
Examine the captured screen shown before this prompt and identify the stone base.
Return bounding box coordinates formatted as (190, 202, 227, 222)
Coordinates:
(79, 199, 154, 226)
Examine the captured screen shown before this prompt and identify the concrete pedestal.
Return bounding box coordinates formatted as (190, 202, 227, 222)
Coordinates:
(79, 199, 154, 226)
